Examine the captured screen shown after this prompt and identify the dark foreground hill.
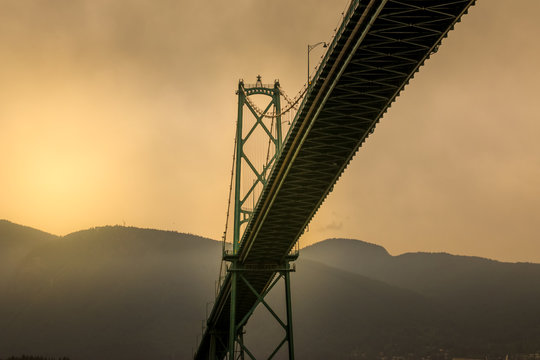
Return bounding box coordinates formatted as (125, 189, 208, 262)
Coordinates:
(301, 239, 540, 357)
(0, 222, 221, 360)
(1, 221, 540, 359)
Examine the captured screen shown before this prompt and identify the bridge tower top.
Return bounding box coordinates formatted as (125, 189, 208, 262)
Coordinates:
(231, 76, 283, 255)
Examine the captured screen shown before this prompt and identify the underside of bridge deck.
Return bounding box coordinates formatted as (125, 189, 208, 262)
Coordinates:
(195, 1, 476, 358)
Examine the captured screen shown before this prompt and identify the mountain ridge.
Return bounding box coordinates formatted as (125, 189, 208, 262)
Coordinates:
(2, 221, 540, 359)
(3, 220, 536, 265)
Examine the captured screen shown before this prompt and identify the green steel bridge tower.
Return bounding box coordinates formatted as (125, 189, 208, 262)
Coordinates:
(222, 76, 298, 359)
(194, 1, 477, 359)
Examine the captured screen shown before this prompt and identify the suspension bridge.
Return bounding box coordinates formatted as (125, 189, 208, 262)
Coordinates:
(194, 0, 476, 358)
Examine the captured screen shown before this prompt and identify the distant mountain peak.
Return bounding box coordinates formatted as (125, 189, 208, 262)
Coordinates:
(303, 238, 390, 257)
(62, 224, 217, 243)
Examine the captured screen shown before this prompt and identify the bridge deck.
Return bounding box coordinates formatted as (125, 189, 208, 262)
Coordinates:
(195, 0, 475, 358)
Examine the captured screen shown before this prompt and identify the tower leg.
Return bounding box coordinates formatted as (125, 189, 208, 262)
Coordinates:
(238, 328, 245, 360)
(228, 263, 237, 360)
(209, 332, 216, 360)
(284, 269, 295, 360)
(226, 262, 296, 359)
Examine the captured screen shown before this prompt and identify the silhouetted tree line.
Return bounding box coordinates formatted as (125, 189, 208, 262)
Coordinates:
(2, 356, 70, 360)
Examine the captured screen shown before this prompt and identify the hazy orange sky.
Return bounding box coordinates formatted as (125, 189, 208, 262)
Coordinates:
(1, 0, 539, 262)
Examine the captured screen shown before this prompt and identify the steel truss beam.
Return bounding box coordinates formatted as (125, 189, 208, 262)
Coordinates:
(194, 1, 476, 358)
(226, 261, 296, 360)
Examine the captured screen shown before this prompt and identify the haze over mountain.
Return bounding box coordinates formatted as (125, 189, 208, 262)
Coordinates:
(1, 220, 539, 359)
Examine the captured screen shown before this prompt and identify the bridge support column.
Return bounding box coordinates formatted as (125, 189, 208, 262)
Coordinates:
(222, 76, 295, 359)
(209, 331, 217, 360)
(284, 269, 295, 360)
(226, 260, 297, 360)
(228, 264, 237, 360)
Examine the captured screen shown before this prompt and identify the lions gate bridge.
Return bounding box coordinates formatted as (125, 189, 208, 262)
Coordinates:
(193, 0, 476, 358)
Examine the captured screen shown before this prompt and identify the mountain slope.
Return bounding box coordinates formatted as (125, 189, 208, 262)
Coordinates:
(302, 238, 540, 301)
(291, 258, 451, 359)
(2, 225, 540, 359)
(0, 225, 222, 360)
(0, 220, 59, 284)
(302, 238, 540, 357)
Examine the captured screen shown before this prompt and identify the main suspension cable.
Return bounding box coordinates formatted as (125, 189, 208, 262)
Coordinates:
(241, 85, 308, 119)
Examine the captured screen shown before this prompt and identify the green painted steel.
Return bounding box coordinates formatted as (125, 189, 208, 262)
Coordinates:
(194, 1, 477, 359)
(228, 266, 237, 359)
(232, 84, 244, 255)
(232, 77, 283, 255)
(226, 264, 296, 360)
(226, 77, 294, 359)
(284, 270, 295, 360)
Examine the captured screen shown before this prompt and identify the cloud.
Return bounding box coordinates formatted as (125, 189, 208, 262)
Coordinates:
(1, 0, 540, 262)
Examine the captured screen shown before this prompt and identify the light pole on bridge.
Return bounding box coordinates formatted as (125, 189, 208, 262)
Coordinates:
(307, 41, 328, 87)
